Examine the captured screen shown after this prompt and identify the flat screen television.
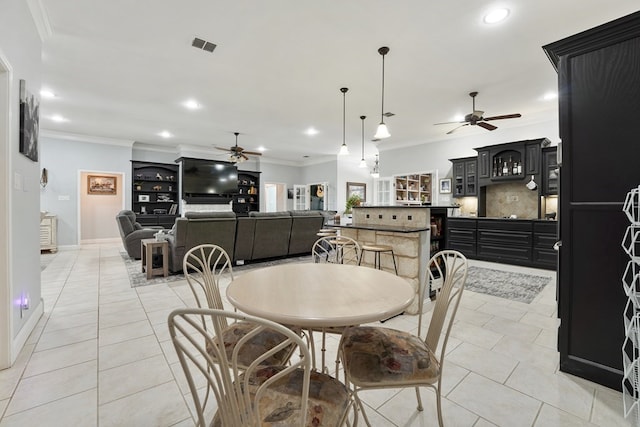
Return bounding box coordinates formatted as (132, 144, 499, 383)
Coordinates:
(181, 158, 238, 196)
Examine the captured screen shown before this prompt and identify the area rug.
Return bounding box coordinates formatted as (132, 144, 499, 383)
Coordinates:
(464, 266, 551, 304)
(120, 251, 313, 288)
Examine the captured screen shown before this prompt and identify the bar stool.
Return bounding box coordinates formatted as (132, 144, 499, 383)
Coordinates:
(359, 244, 398, 275)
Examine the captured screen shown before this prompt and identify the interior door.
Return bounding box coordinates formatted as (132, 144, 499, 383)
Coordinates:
(293, 185, 308, 210)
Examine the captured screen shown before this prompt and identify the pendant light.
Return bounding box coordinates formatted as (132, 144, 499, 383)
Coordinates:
(374, 46, 391, 139)
(338, 87, 349, 155)
(371, 154, 380, 178)
(359, 115, 367, 168)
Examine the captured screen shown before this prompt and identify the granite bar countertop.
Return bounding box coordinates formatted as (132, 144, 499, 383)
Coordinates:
(450, 216, 557, 222)
(326, 222, 429, 233)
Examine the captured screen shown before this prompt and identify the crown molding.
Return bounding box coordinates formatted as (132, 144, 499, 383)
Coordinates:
(27, 0, 52, 42)
(40, 129, 134, 148)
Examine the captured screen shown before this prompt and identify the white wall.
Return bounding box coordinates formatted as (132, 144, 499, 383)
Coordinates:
(0, 0, 44, 365)
(302, 160, 338, 211)
(40, 135, 133, 245)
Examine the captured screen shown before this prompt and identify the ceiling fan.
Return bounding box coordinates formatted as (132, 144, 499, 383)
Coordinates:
(215, 132, 262, 163)
(435, 91, 522, 134)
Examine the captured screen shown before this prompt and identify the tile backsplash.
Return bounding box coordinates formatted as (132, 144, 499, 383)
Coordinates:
(486, 182, 538, 219)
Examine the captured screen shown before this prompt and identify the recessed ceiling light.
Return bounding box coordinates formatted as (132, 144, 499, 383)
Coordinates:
(257, 146, 266, 152)
(50, 114, 68, 122)
(543, 91, 558, 101)
(453, 114, 465, 122)
(159, 130, 172, 138)
(483, 8, 510, 24)
(183, 99, 201, 110)
(40, 90, 56, 99)
(304, 127, 319, 136)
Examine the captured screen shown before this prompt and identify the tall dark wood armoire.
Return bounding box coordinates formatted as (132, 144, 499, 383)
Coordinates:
(543, 11, 640, 390)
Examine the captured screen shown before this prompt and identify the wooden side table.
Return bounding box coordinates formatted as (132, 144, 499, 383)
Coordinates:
(141, 238, 169, 279)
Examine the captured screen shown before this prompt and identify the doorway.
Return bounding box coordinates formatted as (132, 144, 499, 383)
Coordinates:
(264, 182, 287, 212)
(79, 170, 125, 243)
(0, 53, 11, 368)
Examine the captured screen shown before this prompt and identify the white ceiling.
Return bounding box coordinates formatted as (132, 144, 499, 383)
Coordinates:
(36, 1, 639, 164)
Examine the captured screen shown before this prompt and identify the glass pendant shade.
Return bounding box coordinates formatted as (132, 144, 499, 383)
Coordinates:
(374, 122, 390, 139)
(359, 159, 367, 168)
(339, 143, 349, 155)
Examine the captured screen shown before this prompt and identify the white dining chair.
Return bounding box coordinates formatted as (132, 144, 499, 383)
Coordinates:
(168, 307, 357, 426)
(339, 250, 468, 426)
(183, 244, 298, 369)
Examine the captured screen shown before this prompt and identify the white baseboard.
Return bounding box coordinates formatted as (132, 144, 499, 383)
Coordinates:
(79, 237, 120, 244)
(11, 298, 43, 365)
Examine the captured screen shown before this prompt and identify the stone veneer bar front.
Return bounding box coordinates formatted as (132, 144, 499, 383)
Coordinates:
(330, 206, 453, 314)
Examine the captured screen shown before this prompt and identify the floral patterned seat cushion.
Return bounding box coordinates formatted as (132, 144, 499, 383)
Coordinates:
(213, 366, 351, 426)
(208, 321, 298, 368)
(340, 326, 440, 386)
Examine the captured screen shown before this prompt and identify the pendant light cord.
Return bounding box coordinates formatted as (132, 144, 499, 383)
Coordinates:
(380, 53, 385, 122)
(361, 115, 366, 159)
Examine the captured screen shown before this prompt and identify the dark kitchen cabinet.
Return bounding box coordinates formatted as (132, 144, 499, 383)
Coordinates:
(477, 149, 491, 180)
(477, 219, 532, 263)
(542, 147, 558, 196)
(543, 11, 640, 390)
(446, 218, 477, 257)
(450, 157, 477, 197)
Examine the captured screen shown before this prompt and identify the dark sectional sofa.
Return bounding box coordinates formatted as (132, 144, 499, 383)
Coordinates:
(164, 210, 334, 273)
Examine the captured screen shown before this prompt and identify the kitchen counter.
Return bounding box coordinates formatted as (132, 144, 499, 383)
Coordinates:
(447, 217, 558, 269)
(451, 216, 556, 222)
(327, 223, 429, 233)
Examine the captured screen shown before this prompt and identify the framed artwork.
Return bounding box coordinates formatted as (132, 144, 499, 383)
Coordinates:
(439, 178, 452, 194)
(19, 79, 39, 162)
(346, 182, 366, 200)
(88, 175, 117, 195)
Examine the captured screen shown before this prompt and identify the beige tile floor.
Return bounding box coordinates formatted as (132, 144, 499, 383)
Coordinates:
(0, 241, 634, 426)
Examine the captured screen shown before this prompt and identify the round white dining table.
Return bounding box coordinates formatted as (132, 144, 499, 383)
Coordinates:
(226, 263, 414, 328)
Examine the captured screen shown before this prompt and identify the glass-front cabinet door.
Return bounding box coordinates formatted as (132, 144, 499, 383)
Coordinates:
(374, 177, 392, 205)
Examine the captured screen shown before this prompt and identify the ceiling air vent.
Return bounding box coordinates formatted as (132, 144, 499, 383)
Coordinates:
(192, 37, 217, 53)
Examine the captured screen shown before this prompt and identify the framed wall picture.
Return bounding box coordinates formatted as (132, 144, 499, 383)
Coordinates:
(439, 178, 452, 194)
(88, 175, 117, 195)
(346, 182, 366, 200)
(19, 79, 39, 162)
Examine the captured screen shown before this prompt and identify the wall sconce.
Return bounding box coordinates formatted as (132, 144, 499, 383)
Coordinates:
(40, 168, 48, 188)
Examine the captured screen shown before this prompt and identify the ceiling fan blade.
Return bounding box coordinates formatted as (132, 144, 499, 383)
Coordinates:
(434, 121, 464, 125)
(483, 113, 522, 121)
(477, 122, 498, 131)
(215, 146, 232, 152)
(241, 150, 263, 156)
(446, 123, 469, 134)
(241, 153, 249, 161)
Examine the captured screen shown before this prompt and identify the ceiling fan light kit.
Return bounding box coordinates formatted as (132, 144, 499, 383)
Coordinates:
(371, 154, 380, 178)
(436, 91, 522, 134)
(215, 132, 262, 164)
(374, 46, 391, 140)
